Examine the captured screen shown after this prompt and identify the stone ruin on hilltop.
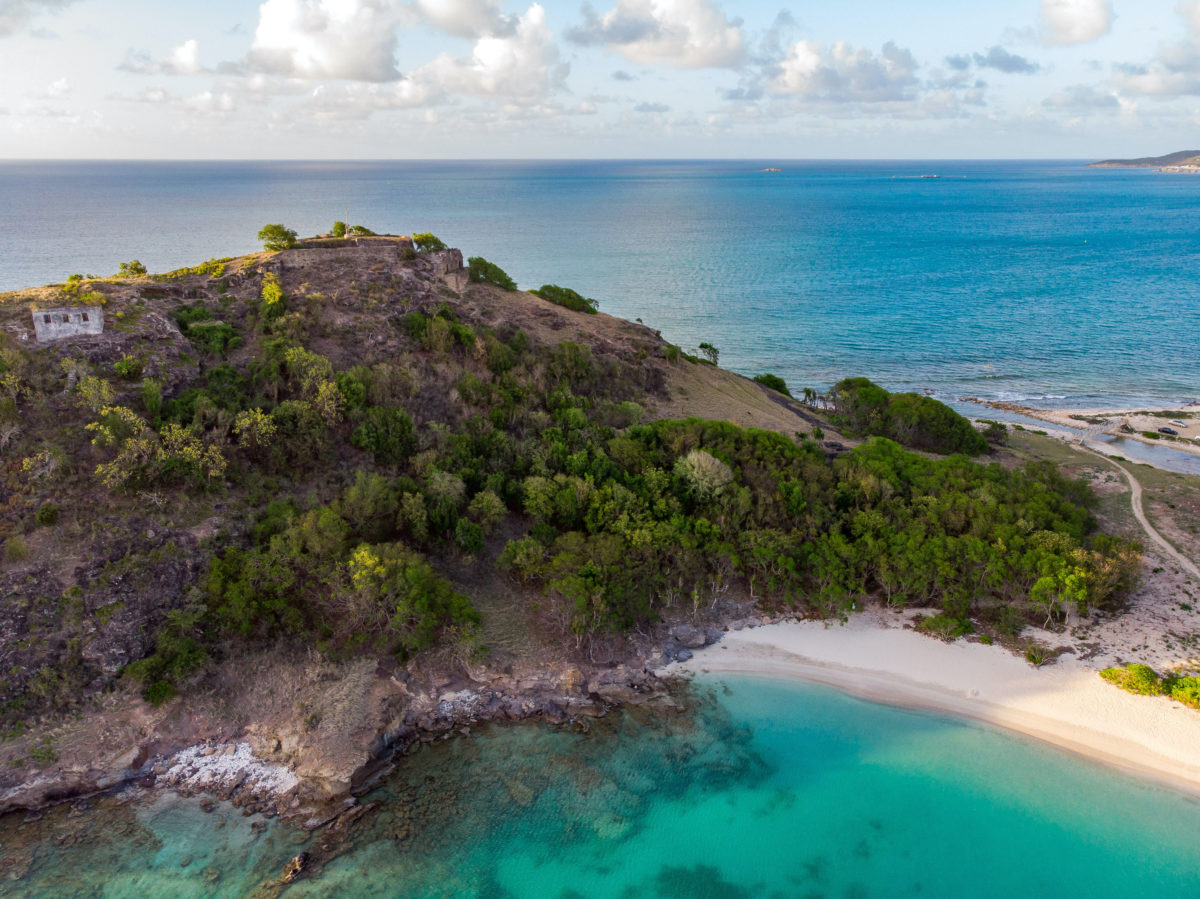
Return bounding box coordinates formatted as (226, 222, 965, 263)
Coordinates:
(31, 306, 104, 343)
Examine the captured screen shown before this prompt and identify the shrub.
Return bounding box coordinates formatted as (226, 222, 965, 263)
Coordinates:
(143, 681, 177, 706)
(153, 258, 229, 282)
(34, 503, 59, 527)
(187, 322, 240, 356)
(260, 272, 285, 319)
(347, 542, 479, 653)
(467, 489, 507, 534)
(674, 449, 733, 499)
(113, 355, 144, 381)
(1100, 663, 1166, 695)
(351, 407, 416, 464)
(467, 256, 517, 290)
(454, 519, 484, 554)
(981, 420, 1008, 445)
(172, 303, 240, 356)
(257, 224, 298, 251)
(413, 232, 446, 253)
(917, 613, 972, 639)
(348, 224, 376, 236)
(402, 311, 430, 342)
(3, 535, 29, 563)
(331, 221, 347, 238)
(117, 260, 148, 277)
(531, 284, 598, 314)
(76, 376, 115, 413)
(123, 604, 209, 703)
(1169, 676, 1200, 709)
(753, 373, 791, 397)
(233, 408, 278, 450)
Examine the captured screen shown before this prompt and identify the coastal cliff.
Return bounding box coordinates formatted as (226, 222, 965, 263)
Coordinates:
(0, 237, 826, 819)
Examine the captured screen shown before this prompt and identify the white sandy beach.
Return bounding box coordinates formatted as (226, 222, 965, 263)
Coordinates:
(669, 610, 1200, 797)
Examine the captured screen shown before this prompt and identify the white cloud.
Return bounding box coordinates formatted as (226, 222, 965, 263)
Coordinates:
(120, 39, 207, 76)
(169, 39, 204, 75)
(1040, 0, 1111, 46)
(1112, 46, 1200, 96)
(769, 40, 918, 103)
(245, 0, 403, 81)
(1179, 0, 1200, 36)
(0, 0, 76, 38)
(567, 0, 744, 69)
(1108, 2, 1200, 97)
(418, 3, 564, 98)
(184, 90, 237, 114)
(412, 0, 514, 38)
(1043, 83, 1121, 108)
(135, 87, 171, 104)
(300, 3, 565, 115)
(44, 76, 69, 96)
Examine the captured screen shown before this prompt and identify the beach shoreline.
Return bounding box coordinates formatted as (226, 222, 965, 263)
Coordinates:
(965, 399, 1200, 459)
(666, 610, 1200, 799)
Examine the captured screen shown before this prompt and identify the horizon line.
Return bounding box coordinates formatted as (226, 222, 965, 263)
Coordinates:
(0, 156, 1106, 164)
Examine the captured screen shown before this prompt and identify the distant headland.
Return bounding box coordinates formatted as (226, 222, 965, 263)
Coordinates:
(1089, 150, 1200, 170)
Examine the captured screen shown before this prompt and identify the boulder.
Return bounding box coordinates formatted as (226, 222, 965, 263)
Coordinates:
(667, 624, 706, 648)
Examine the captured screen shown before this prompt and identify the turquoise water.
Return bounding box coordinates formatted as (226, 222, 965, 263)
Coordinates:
(7, 676, 1200, 897)
(2, 160, 1197, 407)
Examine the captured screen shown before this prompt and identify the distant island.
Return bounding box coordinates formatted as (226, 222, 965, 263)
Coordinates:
(1090, 150, 1200, 169)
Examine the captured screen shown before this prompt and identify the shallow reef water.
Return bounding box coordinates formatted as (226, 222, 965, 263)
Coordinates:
(6, 676, 1200, 897)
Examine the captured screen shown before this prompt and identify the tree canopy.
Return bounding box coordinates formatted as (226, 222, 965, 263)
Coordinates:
(257, 224, 298, 252)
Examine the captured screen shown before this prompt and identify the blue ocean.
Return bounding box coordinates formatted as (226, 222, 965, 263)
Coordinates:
(6, 676, 1200, 898)
(2, 159, 1197, 407)
(4, 161, 1200, 895)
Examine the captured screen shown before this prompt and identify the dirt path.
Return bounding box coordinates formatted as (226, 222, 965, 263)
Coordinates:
(1080, 440, 1200, 581)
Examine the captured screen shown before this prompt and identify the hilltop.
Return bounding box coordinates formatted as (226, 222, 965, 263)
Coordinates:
(0, 234, 1141, 823)
(1089, 150, 1200, 168)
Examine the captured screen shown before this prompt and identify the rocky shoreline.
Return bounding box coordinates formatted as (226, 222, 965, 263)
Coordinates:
(0, 611, 791, 829)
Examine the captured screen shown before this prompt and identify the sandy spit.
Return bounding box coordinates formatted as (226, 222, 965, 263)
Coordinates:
(667, 611, 1200, 797)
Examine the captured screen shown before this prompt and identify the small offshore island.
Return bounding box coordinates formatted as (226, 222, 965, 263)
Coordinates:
(1, 230, 1199, 891)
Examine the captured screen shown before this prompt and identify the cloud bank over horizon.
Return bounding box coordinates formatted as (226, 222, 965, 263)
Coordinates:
(1, 0, 1198, 158)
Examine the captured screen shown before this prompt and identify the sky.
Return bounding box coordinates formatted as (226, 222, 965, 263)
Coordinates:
(1, 0, 1199, 158)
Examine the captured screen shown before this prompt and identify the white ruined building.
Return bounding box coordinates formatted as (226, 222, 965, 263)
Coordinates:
(32, 306, 104, 342)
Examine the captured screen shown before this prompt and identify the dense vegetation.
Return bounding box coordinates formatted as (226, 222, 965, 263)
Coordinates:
(826, 377, 988, 455)
(0, 237, 1141, 721)
(752, 373, 791, 397)
(467, 257, 517, 290)
(531, 284, 598, 314)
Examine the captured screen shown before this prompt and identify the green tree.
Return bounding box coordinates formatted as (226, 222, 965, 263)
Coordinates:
(698, 342, 719, 365)
(753, 373, 791, 397)
(467, 256, 517, 290)
(257, 224, 298, 252)
(117, 260, 148, 277)
(413, 232, 446, 252)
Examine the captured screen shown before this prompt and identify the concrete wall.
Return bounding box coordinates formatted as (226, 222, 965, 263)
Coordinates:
(32, 307, 104, 342)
